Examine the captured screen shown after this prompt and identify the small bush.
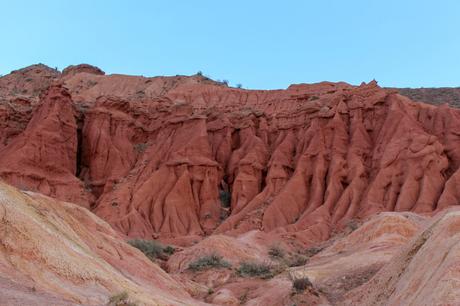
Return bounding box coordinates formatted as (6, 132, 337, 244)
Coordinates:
(239, 291, 249, 304)
(109, 291, 128, 304)
(292, 277, 312, 292)
(346, 219, 359, 231)
(219, 190, 231, 208)
(108, 291, 138, 306)
(188, 254, 231, 271)
(163, 245, 175, 255)
(222, 79, 229, 85)
(134, 143, 148, 152)
(127, 239, 174, 261)
(268, 245, 285, 259)
(304, 246, 323, 257)
(196, 71, 203, 76)
(236, 83, 243, 89)
(286, 255, 308, 267)
(237, 261, 280, 279)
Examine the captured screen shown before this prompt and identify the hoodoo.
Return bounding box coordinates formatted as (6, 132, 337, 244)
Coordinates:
(1, 67, 460, 244)
(2, 64, 460, 305)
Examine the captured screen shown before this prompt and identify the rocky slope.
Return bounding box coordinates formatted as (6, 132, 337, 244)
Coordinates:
(1, 64, 460, 305)
(343, 207, 460, 306)
(394, 87, 460, 108)
(0, 181, 204, 305)
(3, 176, 460, 305)
(1, 64, 460, 245)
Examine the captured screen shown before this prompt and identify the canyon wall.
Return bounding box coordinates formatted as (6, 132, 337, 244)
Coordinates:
(1, 65, 460, 245)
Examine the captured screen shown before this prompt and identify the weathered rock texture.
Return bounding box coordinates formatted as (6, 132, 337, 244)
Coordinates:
(343, 207, 460, 306)
(290, 212, 426, 303)
(0, 182, 205, 305)
(2, 64, 460, 305)
(1, 65, 460, 245)
(0, 85, 93, 206)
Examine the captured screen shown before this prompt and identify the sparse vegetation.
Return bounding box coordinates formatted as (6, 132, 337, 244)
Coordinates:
(304, 246, 323, 257)
(109, 291, 128, 304)
(133, 143, 148, 153)
(239, 291, 249, 304)
(292, 277, 313, 293)
(396, 87, 460, 108)
(237, 261, 282, 279)
(264, 246, 309, 268)
(346, 219, 359, 231)
(286, 254, 308, 267)
(108, 291, 138, 306)
(127, 239, 174, 261)
(196, 71, 203, 76)
(236, 83, 243, 89)
(188, 254, 231, 271)
(128, 239, 163, 259)
(268, 245, 285, 259)
(163, 245, 176, 255)
(222, 79, 229, 85)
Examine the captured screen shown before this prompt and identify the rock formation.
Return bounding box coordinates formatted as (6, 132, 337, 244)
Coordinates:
(0, 65, 460, 245)
(1, 64, 460, 305)
(343, 208, 460, 306)
(0, 182, 204, 305)
(0, 85, 93, 206)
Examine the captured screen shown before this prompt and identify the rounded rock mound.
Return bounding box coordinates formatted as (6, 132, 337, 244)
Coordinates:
(62, 64, 105, 77)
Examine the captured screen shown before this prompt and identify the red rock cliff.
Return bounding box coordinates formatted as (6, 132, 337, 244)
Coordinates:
(1, 65, 460, 245)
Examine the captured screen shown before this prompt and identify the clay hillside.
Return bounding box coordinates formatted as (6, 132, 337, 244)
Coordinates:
(393, 86, 460, 107)
(1, 64, 460, 306)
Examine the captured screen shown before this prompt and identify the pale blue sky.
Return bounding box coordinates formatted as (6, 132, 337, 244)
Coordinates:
(1, 0, 459, 89)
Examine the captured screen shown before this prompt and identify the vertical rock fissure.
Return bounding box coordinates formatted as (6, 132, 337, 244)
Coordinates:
(75, 112, 85, 177)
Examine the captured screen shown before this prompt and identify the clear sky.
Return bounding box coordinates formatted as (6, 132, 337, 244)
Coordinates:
(1, 0, 459, 89)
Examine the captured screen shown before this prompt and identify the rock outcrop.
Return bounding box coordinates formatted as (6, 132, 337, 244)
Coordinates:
(2, 64, 460, 305)
(0, 85, 93, 206)
(88, 80, 460, 244)
(343, 207, 460, 306)
(61, 64, 105, 77)
(0, 65, 460, 245)
(290, 212, 426, 303)
(0, 181, 204, 305)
